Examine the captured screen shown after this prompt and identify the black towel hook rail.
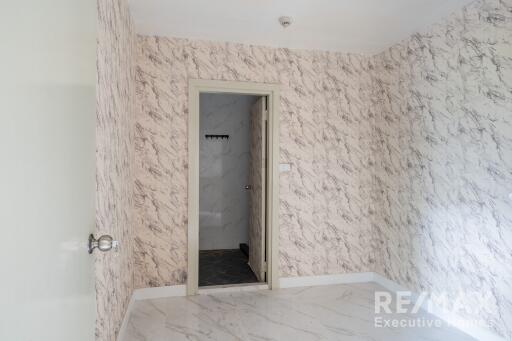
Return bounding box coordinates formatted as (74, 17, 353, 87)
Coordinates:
(205, 134, 229, 140)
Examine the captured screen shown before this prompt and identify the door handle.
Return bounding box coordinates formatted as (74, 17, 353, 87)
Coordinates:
(88, 234, 119, 254)
(245, 185, 252, 190)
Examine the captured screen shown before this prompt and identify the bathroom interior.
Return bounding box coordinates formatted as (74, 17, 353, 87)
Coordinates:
(2, 0, 511, 341)
(199, 93, 267, 287)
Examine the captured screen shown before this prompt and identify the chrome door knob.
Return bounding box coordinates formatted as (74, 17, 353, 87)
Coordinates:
(88, 234, 119, 254)
(245, 185, 252, 190)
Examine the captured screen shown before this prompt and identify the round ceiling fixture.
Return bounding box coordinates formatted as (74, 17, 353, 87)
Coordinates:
(278, 16, 293, 28)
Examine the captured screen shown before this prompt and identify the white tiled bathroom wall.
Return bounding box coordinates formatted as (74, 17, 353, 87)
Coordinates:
(199, 94, 259, 250)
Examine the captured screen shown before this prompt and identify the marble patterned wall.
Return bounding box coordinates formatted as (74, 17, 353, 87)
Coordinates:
(95, 0, 136, 340)
(199, 94, 257, 250)
(371, 0, 512, 338)
(132, 0, 511, 337)
(134, 36, 376, 289)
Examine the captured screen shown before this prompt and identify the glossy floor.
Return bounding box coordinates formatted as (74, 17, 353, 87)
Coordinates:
(122, 282, 474, 341)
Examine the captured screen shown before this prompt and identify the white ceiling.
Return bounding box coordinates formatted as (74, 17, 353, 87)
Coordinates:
(128, 0, 473, 55)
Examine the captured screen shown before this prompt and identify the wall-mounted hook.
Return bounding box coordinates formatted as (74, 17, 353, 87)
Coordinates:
(205, 134, 229, 140)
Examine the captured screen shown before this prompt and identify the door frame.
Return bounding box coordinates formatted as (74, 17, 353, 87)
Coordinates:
(187, 79, 280, 295)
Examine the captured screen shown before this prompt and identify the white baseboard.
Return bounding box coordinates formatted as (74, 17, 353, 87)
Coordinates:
(132, 284, 187, 300)
(117, 284, 187, 340)
(371, 273, 407, 292)
(279, 272, 374, 288)
(117, 294, 135, 341)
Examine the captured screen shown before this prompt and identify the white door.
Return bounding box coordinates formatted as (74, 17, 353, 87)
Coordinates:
(248, 97, 267, 281)
(0, 1, 97, 340)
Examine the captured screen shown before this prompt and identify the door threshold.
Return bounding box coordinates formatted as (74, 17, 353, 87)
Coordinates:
(198, 282, 268, 295)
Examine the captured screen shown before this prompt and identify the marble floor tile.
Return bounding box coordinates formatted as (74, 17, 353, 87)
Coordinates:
(122, 283, 475, 341)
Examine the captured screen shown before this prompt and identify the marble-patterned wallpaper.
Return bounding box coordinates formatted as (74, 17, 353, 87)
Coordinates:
(95, 0, 136, 340)
(134, 36, 376, 289)
(132, 0, 511, 337)
(371, 0, 512, 338)
(199, 94, 257, 250)
(248, 97, 266, 281)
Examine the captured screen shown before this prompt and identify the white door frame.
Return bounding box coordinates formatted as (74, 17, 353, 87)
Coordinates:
(187, 79, 280, 295)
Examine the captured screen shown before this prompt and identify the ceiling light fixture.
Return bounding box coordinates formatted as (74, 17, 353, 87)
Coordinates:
(279, 16, 293, 28)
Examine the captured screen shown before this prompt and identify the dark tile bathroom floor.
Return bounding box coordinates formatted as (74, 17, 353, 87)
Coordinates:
(199, 249, 260, 287)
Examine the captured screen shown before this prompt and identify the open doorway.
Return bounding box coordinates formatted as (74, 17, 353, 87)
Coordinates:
(198, 93, 266, 287)
(188, 80, 279, 295)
